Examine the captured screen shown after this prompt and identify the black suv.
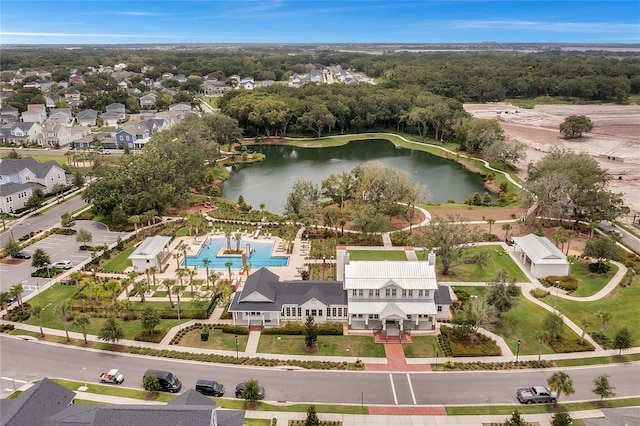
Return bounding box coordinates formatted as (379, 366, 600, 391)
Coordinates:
(195, 379, 225, 397)
(235, 383, 265, 399)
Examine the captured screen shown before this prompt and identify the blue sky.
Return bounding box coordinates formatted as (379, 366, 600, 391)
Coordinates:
(1, 1, 638, 45)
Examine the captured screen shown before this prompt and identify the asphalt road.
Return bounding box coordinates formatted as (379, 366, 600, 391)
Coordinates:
(1, 336, 639, 404)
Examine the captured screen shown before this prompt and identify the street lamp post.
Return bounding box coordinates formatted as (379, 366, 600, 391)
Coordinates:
(435, 349, 439, 370)
(516, 339, 521, 363)
(234, 334, 239, 359)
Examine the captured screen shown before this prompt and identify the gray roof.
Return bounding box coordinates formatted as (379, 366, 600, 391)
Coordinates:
(512, 234, 568, 265)
(169, 389, 217, 406)
(0, 157, 40, 175)
(230, 268, 347, 312)
(1, 377, 75, 426)
(434, 285, 452, 305)
(584, 407, 640, 426)
(76, 109, 98, 120)
(129, 235, 171, 259)
(0, 181, 44, 196)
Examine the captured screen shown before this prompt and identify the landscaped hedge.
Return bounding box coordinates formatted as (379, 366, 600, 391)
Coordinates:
(549, 337, 594, 353)
(290, 421, 342, 426)
(540, 274, 578, 292)
(133, 328, 168, 343)
(442, 359, 555, 370)
(51, 227, 77, 236)
(440, 326, 502, 357)
(261, 321, 343, 336)
(169, 322, 249, 345)
(128, 346, 356, 370)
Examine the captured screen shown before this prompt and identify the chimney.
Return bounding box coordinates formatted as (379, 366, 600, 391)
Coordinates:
(428, 250, 436, 266)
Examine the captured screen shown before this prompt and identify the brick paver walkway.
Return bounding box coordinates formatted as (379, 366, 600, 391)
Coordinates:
(369, 406, 447, 416)
(366, 343, 431, 372)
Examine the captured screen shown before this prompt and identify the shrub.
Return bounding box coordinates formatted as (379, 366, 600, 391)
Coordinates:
(530, 288, 550, 299)
(0, 324, 15, 332)
(541, 275, 578, 292)
(549, 337, 595, 353)
(589, 262, 611, 274)
(133, 328, 167, 343)
(77, 211, 95, 220)
(482, 233, 500, 242)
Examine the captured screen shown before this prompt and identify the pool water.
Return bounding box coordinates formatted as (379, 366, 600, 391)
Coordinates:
(184, 237, 289, 269)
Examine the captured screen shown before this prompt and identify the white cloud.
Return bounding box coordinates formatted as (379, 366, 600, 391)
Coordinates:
(447, 20, 639, 34)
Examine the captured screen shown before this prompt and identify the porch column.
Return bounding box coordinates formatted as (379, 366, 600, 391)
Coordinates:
(348, 315, 352, 326)
(364, 315, 369, 330)
(232, 312, 236, 326)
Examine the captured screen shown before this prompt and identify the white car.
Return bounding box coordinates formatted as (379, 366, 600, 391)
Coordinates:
(51, 260, 72, 270)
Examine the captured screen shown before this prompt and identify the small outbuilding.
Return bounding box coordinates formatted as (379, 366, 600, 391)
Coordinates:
(511, 234, 570, 278)
(128, 236, 171, 272)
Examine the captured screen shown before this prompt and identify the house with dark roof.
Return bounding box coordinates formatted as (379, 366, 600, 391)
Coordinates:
(0, 181, 44, 213)
(105, 103, 126, 120)
(230, 250, 452, 336)
(139, 92, 157, 109)
(0, 379, 245, 426)
(76, 109, 98, 127)
(47, 108, 74, 127)
(0, 122, 42, 145)
(0, 157, 67, 193)
(0, 105, 20, 126)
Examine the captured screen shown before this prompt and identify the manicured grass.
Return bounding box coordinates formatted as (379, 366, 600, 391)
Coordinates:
(446, 397, 640, 415)
(101, 246, 136, 271)
(555, 352, 640, 367)
(175, 227, 190, 237)
(176, 328, 248, 351)
(419, 245, 529, 283)
(51, 379, 176, 402)
(452, 286, 578, 355)
(544, 275, 640, 342)
(257, 335, 385, 357)
(214, 398, 368, 414)
(0, 153, 68, 164)
(243, 419, 271, 426)
(569, 261, 618, 297)
(348, 250, 407, 261)
(403, 335, 440, 358)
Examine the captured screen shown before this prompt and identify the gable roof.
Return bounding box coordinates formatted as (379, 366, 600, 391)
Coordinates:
(128, 236, 171, 260)
(0, 181, 44, 196)
(512, 234, 568, 264)
(344, 261, 438, 290)
(0, 157, 39, 176)
(1, 377, 74, 425)
(168, 389, 217, 406)
(76, 109, 98, 120)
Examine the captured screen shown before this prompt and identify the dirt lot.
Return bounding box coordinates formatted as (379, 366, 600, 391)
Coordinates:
(464, 102, 640, 222)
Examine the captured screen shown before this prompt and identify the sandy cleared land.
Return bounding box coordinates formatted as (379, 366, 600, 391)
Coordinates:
(464, 102, 640, 221)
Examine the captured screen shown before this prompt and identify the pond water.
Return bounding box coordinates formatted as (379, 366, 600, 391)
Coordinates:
(219, 139, 487, 214)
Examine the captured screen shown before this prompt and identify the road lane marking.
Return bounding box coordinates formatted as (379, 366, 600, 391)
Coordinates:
(406, 374, 417, 405)
(389, 373, 398, 405)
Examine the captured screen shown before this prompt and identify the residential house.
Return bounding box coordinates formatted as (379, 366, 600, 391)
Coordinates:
(0, 122, 42, 145)
(75, 129, 116, 149)
(0, 378, 245, 426)
(240, 77, 255, 90)
(44, 95, 62, 109)
(38, 80, 54, 91)
(100, 111, 121, 127)
(128, 236, 172, 272)
(21, 104, 47, 123)
(105, 103, 126, 120)
(0, 157, 67, 193)
(168, 102, 192, 117)
(118, 80, 129, 90)
(175, 74, 187, 83)
(64, 88, 81, 102)
(76, 109, 98, 127)
(139, 92, 157, 109)
(115, 125, 150, 149)
(230, 249, 452, 336)
(46, 108, 74, 127)
(201, 79, 232, 95)
(0, 106, 20, 126)
(114, 62, 127, 71)
(0, 182, 44, 213)
(68, 74, 85, 85)
(161, 72, 174, 80)
(511, 234, 571, 277)
(36, 123, 73, 147)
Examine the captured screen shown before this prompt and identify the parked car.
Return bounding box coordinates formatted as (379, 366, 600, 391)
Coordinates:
(11, 251, 31, 259)
(195, 379, 225, 397)
(235, 382, 265, 399)
(100, 369, 124, 384)
(517, 385, 557, 404)
(51, 260, 72, 270)
(143, 369, 182, 393)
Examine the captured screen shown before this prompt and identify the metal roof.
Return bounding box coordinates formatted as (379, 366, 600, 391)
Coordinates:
(347, 300, 437, 316)
(512, 234, 569, 265)
(128, 236, 171, 259)
(344, 261, 438, 290)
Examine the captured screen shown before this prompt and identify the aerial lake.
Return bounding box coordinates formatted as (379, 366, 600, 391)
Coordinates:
(219, 139, 487, 214)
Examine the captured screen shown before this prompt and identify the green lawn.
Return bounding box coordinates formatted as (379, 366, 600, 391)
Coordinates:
(51, 379, 176, 402)
(543, 275, 640, 342)
(176, 328, 249, 351)
(348, 250, 407, 261)
(214, 398, 368, 414)
(403, 335, 440, 358)
(419, 245, 529, 282)
(569, 261, 618, 297)
(243, 419, 271, 426)
(257, 335, 385, 357)
(0, 153, 68, 164)
(453, 286, 578, 355)
(101, 246, 136, 271)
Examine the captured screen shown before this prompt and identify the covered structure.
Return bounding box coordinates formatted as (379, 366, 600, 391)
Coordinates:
(128, 235, 171, 272)
(511, 234, 570, 277)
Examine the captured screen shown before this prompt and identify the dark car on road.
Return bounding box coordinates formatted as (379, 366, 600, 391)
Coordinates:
(235, 382, 265, 399)
(195, 379, 225, 397)
(11, 251, 31, 259)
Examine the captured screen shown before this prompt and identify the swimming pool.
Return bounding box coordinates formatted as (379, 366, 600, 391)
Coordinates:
(184, 237, 289, 269)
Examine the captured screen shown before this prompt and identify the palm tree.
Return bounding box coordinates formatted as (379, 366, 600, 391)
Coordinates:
(595, 311, 612, 340)
(565, 229, 576, 255)
(225, 262, 233, 281)
(178, 242, 189, 264)
(129, 215, 142, 235)
(173, 252, 182, 270)
(144, 267, 152, 287)
(502, 223, 512, 242)
(72, 314, 91, 345)
(133, 280, 149, 304)
(234, 232, 242, 253)
(148, 266, 158, 287)
(54, 301, 72, 342)
(486, 218, 496, 235)
(187, 267, 198, 295)
(533, 330, 549, 365)
(587, 221, 599, 239)
(68, 271, 83, 297)
(547, 371, 575, 407)
(259, 203, 265, 214)
(31, 304, 44, 337)
(580, 319, 592, 344)
(164, 279, 175, 308)
(202, 258, 211, 289)
(241, 263, 252, 277)
(225, 230, 232, 252)
(176, 268, 187, 295)
(9, 284, 24, 309)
